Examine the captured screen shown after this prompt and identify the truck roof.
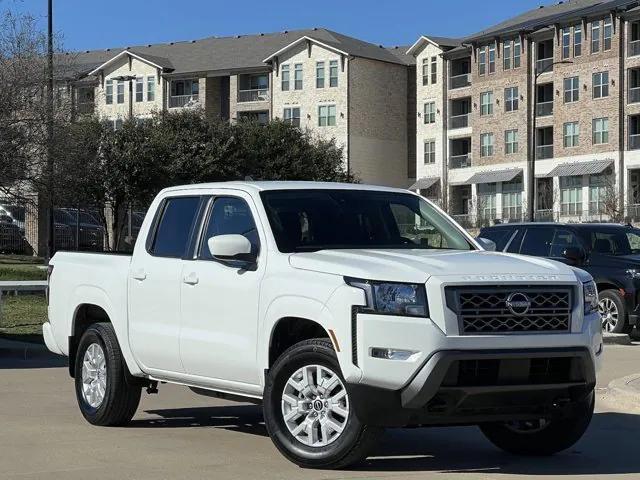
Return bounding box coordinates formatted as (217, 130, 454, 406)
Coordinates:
(161, 181, 410, 195)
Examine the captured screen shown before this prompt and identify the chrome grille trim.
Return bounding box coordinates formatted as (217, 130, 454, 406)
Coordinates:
(445, 286, 574, 335)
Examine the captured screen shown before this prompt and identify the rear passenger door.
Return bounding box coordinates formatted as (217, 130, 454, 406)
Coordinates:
(128, 195, 204, 374)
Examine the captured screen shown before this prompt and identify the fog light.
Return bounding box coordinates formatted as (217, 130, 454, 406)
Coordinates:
(370, 348, 416, 361)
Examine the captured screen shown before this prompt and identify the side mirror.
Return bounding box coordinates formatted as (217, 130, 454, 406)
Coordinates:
(476, 237, 497, 252)
(562, 247, 585, 265)
(207, 234, 254, 262)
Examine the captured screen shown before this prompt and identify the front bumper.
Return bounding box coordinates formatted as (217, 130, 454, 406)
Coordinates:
(348, 347, 596, 427)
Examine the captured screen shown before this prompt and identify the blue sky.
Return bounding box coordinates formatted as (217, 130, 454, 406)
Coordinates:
(8, 0, 551, 51)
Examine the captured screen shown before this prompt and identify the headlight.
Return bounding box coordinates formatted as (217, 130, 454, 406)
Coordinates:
(345, 278, 428, 317)
(626, 269, 640, 279)
(583, 280, 598, 315)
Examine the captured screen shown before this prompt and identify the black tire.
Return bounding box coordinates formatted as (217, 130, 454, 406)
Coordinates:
(599, 289, 633, 334)
(74, 322, 141, 426)
(263, 338, 381, 469)
(479, 391, 595, 456)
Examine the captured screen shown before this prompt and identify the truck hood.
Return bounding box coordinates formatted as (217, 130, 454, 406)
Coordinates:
(289, 249, 577, 283)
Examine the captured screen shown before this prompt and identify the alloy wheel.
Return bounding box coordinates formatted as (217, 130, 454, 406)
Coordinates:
(599, 298, 619, 333)
(81, 343, 107, 408)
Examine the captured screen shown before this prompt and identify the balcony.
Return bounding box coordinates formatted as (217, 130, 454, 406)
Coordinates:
(450, 154, 471, 169)
(536, 101, 553, 117)
(450, 73, 471, 90)
(451, 214, 473, 229)
(76, 102, 94, 115)
(630, 134, 640, 150)
(536, 57, 554, 74)
(630, 39, 640, 57)
(169, 94, 199, 108)
(449, 114, 469, 129)
(534, 209, 555, 222)
(536, 144, 554, 159)
(238, 88, 269, 103)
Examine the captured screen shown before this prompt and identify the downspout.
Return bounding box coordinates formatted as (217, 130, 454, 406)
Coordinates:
(346, 56, 351, 178)
(619, 14, 626, 219)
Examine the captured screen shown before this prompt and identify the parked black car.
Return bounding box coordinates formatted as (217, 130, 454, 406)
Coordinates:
(479, 222, 640, 334)
(0, 214, 25, 253)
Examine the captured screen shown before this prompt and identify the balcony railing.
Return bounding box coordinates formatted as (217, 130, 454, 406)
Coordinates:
(76, 102, 94, 115)
(450, 73, 471, 89)
(238, 88, 269, 103)
(536, 144, 554, 159)
(536, 57, 554, 74)
(451, 214, 473, 229)
(450, 153, 471, 169)
(536, 101, 553, 117)
(630, 39, 640, 57)
(630, 86, 640, 104)
(630, 133, 640, 150)
(534, 209, 556, 222)
(626, 204, 640, 221)
(169, 94, 199, 108)
(501, 209, 524, 223)
(449, 113, 469, 129)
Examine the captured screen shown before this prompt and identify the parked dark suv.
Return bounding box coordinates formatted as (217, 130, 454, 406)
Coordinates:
(479, 222, 640, 334)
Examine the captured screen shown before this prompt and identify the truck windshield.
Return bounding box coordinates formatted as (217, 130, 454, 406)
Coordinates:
(260, 189, 474, 253)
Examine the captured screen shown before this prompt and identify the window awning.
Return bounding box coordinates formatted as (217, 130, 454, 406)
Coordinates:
(409, 177, 439, 190)
(452, 168, 522, 186)
(536, 159, 613, 178)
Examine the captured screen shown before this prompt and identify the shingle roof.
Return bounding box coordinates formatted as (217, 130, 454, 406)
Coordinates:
(63, 28, 409, 79)
(385, 46, 416, 65)
(537, 159, 613, 178)
(409, 177, 439, 190)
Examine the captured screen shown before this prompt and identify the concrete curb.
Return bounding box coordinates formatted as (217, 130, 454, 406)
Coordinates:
(603, 333, 632, 345)
(601, 374, 640, 414)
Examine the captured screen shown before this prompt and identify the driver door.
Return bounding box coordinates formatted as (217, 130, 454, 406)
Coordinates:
(179, 192, 265, 389)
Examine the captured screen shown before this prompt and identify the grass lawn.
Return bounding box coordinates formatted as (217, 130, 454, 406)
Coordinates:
(0, 294, 47, 341)
(0, 254, 47, 281)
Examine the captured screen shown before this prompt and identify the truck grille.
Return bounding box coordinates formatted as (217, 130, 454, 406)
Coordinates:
(445, 286, 573, 334)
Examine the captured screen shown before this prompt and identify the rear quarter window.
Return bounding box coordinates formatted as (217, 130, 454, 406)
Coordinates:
(149, 196, 201, 258)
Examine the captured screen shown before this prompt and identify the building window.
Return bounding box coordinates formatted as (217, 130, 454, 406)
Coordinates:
(281, 65, 290, 91)
(562, 27, 571, 59)
(478, 47, 486, 75)
(116, 80, 125, 104)
(318, 104, 336, 126)
(604, 17, 613, 51)
(480, 91, 493, 115)
(480, 133, 494, 157)
(514, 37, 521, 68)
(564, 76, 579, 103)
(431, 56, 437, 84)
(574, 24, 582, 56)
(593, 71, 609, 98)
(505, 129, 518, 154)
(316, 61, 325, 88)
(503, 40, 512, 70)
(105, 79, 113, 105)
(329, 60, 338, 87)
(146, 76, 155, 101)
(422, 58, 429, 85)
(589, 171, 612, 213)
(478, 183, 497, 220)
(488, 42, 496, 73)
(294, 64, 303, 90)
(504, 86, 518, 112)
(283, 107, 300, 127)
(563, 121, 580, 147)
(502, 178, 523, 219)
(114, 118, 124, 131)
(423, 102, 436, 124)
(135, 77, 143, 102)
(593, 117, 609, 144)
(424, 140, 436, 164)
(592, 20, 601, 53)
(561, 176, 583, 215)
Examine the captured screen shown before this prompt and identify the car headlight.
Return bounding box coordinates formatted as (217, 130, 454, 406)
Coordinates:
(583, 280, 598, 315)
(345, 278, 428, 317)
(626, 269, 640, 279)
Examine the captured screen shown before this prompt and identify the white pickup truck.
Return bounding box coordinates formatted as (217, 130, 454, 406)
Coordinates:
(44, 182, 602, 469)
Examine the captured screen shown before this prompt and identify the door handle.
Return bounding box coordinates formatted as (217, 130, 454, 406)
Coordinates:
(132, 269, 147, 281)
(183, 272, 199, 285)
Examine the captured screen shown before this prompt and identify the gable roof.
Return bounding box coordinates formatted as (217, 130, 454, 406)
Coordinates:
(406, 35, 462, 55)
(87, 50, 174, 75)
(65, 28, 409, 80)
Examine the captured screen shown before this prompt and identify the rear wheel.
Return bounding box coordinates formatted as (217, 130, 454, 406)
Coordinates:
(479, 392, 594, 456)
(599, 289, 632, 334)
(74, 323, 141, 426)
(263, 338, 381, 469)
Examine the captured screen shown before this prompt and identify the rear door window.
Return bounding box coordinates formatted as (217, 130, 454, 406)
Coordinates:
(549, 229, 582, 257)
(150, 197, 201, 258)
(519, 227, 554, 257)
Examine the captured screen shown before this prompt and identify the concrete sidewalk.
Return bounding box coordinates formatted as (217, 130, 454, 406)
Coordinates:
(602, 374, 640, 414)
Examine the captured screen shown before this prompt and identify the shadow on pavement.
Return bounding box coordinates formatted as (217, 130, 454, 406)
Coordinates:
(134, 405, 267, 437)
(0, 345, 67, 369)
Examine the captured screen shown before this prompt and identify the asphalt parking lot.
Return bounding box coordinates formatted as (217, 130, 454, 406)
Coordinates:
(1, 344, 639, 480)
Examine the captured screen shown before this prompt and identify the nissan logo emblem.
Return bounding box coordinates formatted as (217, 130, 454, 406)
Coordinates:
(505, 292, 531, 316)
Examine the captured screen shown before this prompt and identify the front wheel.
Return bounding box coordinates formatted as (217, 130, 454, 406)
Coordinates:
(479, 391, 594, 456)
(263, 338, 381, 469)
(599, 289, 632, 334)
(74, 322, 141, 426)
